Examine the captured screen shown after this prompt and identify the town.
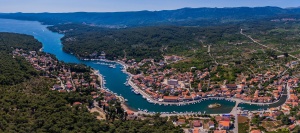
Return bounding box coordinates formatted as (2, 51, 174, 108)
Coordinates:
(123, 53, 297, 105)
(120, 54, 300, 132)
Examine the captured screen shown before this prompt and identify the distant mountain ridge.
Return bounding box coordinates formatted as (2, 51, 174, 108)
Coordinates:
(1, 6, 300, 27)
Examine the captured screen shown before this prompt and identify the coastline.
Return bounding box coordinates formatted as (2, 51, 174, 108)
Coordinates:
(87, 58, 287, 114)
(92, 69, 104, 89)
(90, 60, 135, 113)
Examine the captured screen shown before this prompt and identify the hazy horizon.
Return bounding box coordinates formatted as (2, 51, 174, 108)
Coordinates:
(1, 0, 300, 13)
(2, 6, 300, 14)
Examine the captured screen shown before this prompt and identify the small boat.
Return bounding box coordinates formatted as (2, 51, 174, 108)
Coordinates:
(125, 99, 128, 102)
(134, 90, 140, 95)
(109, 64, 116, 68)
(124, 82, 129, 86)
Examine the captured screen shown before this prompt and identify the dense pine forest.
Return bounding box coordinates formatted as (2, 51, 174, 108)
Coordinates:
(48, 24, 245, 61)
(0, 33, 41, 85)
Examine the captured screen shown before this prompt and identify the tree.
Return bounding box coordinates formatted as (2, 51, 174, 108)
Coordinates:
(281, 115, 290, 125)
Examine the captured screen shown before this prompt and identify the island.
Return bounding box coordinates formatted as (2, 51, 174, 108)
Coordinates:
(208, 103, 221, 108)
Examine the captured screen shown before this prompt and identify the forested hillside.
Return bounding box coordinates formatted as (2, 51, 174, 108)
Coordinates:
(0, 32, 102, 132)
(0, 33, 41, 52)
(48, 24, 245, 61)
(1, 7, 300, 27)
(0, 33, 41, 85)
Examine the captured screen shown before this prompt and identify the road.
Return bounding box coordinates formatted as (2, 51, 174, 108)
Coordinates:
(231, 101, 240, 133)
(93, 70, 104, 88)
(240, 29, 300, 61)
(241, 28, 300, 78)
(286, 82, 291, 100)
(54, 76, 65, 89)
(207, 44, 219, 65)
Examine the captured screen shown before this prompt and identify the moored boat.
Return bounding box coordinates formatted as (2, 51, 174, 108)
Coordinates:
(134, 90, 140, 95)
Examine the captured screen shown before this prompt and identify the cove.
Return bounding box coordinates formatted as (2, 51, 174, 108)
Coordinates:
(0, 19, 285, 113)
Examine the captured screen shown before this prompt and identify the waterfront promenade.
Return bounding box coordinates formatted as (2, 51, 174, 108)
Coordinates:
(128, 77, 235, 106)
(128, 74, 287, 107)
(92, 69, 104, 88)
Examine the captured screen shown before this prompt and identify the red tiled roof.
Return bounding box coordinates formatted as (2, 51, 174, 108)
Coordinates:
(214, 130, 226, 133)
(219, 121, 230, 127)
(126, 110, 134, 115)
(163, 96, 178, 100)
(193, 128, 199, 133)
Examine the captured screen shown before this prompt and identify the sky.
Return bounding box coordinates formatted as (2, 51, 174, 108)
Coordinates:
(1, 0, 300, 13)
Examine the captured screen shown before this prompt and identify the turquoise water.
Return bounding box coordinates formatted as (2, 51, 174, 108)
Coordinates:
(0, 19, 285, 113)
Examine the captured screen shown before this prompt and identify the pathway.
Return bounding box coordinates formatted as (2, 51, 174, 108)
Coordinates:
(54, 75, 65, 89)
(207, 45, 219, 65)
(240, 29, 300, 61)
(91, 100, 106, 120)
(93, 69, 104, 88)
